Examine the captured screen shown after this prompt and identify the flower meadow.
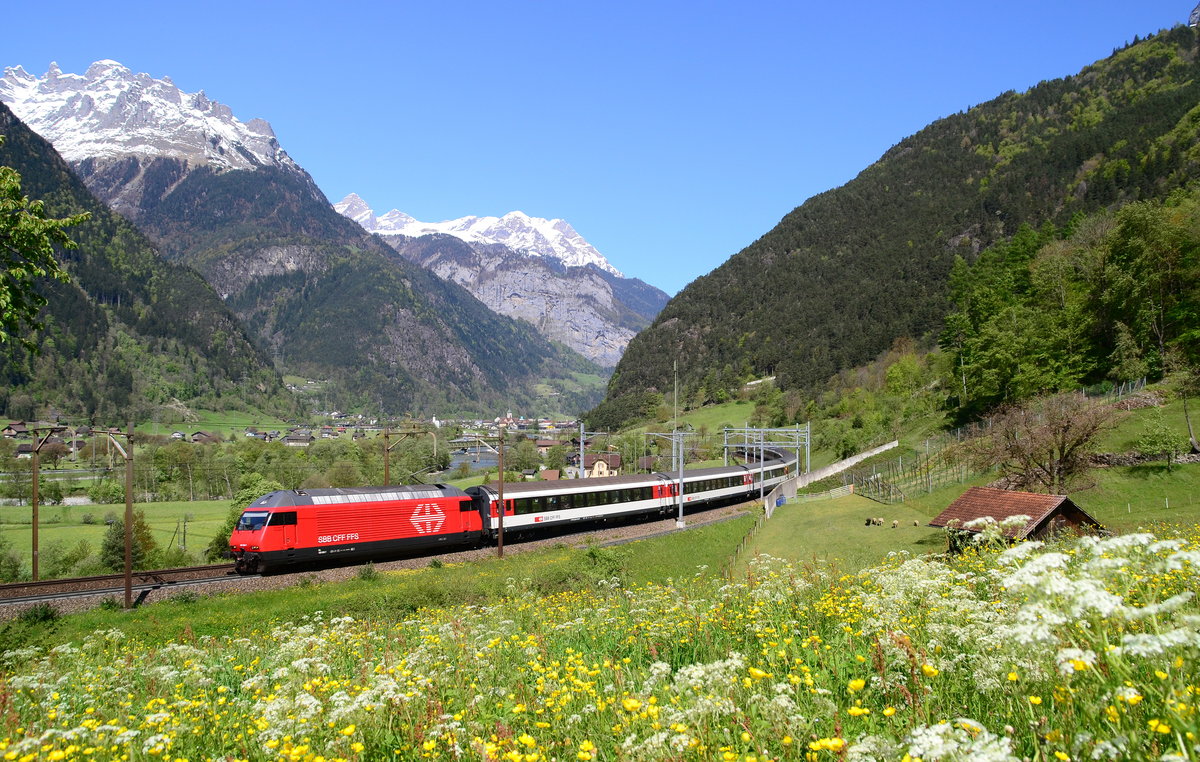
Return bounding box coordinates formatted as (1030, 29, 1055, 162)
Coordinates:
(2, 526, 1199, 762)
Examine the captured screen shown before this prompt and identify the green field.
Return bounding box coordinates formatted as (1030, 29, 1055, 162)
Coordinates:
(0, 499, 230, 563)
(139, 408, 293, 440)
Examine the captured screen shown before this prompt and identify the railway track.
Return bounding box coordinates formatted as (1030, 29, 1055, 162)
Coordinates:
(0, 564, 242, 607)
(0, 499, 752, 612)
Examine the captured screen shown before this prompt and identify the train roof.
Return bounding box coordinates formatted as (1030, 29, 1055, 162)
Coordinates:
(248, 484, 467, 509)
(664, 464, 749, 480)
(469, 473, 661, 497)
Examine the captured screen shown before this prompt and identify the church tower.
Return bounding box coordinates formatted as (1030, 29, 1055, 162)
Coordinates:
(1191, 2, 1200, 27)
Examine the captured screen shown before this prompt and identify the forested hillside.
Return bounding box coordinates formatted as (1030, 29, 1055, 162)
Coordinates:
(599, 25, 1200, 428)
(0, 102, 293, 422)
(942, 194, 1200, 421)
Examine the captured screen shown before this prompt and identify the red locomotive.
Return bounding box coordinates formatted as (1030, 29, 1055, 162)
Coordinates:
(229, 484, 480, 574)
(229, 449, 798, 574)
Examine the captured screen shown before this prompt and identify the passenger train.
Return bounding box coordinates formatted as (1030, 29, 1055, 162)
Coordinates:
(228, 448, 798, 574)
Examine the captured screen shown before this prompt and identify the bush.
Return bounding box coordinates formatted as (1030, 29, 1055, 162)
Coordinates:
(87, 481, 125, 505)
(39, 540, 93, 578)
(18, 602, 59, 624)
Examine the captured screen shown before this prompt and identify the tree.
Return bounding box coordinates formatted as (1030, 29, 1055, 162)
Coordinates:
(1173, 360, 1200, 454)
(965, 393, 1124, 494)
(1135, 408, 1190, 471)
(545, 444, 568, 473)
(327, 459, 365, 487)
(99, 510, 157, 572)
(508, 439, 541, 473)
(40, 441, 68, 469)
(0, 137, 88, 350)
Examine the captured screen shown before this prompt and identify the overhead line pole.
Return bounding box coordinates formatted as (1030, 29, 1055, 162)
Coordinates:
(29, 426, 57, 581)
(646, 430, 693, 529)
(105, 425, 134, 609)
(383, 426, 436, 485)
(497, 424, 506, 558)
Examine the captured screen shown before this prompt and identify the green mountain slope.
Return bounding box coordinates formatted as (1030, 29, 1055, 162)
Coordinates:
(602, 25, 1200, 425)
(0, 102, 292, 421)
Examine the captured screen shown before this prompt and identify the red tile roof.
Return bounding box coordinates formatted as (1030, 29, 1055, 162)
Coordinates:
(929, 486, 1093, 540)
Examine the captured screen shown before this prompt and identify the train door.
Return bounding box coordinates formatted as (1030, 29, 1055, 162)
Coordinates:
(273, 511, 298, 557)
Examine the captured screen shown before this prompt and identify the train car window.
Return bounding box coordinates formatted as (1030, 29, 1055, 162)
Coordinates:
(561, 494, 574, 511)
(515, 498, 531, 515)
(547, 495, 559, 510)
(269, 511, 297, 526)
(236, 511, 269, 531)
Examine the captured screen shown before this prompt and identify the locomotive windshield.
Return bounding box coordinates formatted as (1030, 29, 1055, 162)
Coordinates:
(236, 511, 270, 531)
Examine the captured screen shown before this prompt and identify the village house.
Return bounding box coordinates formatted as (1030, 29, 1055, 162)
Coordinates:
(283, 430, 314, 447)
(1, 422, 28, 438)
(929, 486, 1103, 550)
(567, 453, 622, 478)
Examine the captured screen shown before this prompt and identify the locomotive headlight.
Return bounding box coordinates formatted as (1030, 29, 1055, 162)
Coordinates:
(251, 546, 260, 550)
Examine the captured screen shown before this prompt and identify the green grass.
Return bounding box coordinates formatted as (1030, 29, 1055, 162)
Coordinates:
(140, 408, 292, 440)
(739, 494, 946, 573)
(1072, 461, 1200, 532)
(9, 514, 754, 650)
(0, 499, 230, 566)
(674, 399, 757, 432)
(1096, 392, 1194, 453)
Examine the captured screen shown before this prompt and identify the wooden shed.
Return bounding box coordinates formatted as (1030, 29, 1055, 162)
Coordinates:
(929, 486, 1102, 548)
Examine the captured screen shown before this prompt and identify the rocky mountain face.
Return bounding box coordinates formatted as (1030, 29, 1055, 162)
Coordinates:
(1, 61, 605, 415)
(336, 194, 669, 367)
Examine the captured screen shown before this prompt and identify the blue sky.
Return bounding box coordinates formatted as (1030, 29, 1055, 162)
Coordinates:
(3, 1, 1194, 294)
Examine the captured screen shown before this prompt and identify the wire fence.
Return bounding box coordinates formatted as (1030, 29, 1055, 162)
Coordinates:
(1080, 376, 1148, 401)
(723, 511, 767, 579)
(838, 438, 985, 504)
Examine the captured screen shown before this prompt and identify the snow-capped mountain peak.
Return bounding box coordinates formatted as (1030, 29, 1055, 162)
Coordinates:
(0, 60, 296, 172)
(334, 193, 379, 230)
(335, 193, 622, 276)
